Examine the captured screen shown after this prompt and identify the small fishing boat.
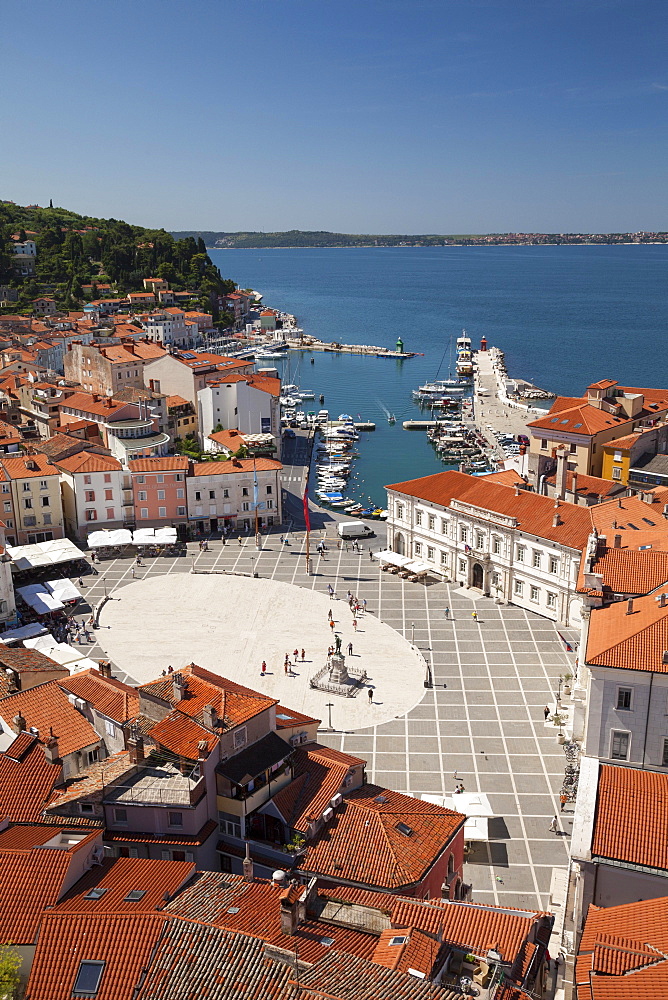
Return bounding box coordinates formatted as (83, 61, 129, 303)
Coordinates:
(319, 394, 325, 403)
(388, 414, 396, 424)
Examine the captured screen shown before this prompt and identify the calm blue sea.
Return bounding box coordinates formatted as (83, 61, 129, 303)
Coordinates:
(209, 245, 668, 507)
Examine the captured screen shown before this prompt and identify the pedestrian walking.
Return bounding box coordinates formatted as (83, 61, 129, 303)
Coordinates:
(352, 618, 357, 631)
(284, 658, 289, 675)
(543, 705, 550, 721)
(453, 770, 458, 780)
(471, 610, 478, 622)
(560, 793, 568, 813)
(238, 537, 243, 546)
(549, 815, 558, 833)
(301, 649, 305, 662)
(368, 688, 373, 705)
(293, 649, 299, 662)
(131, 566, 136, 578)
(347, 642, 353, 655)
(327, 584, 333, 597)
(362, 599, 367, 612)
(347, 590, 352, 601)
(369, 550, 373, 561)
(444, 607, 450, 620)
(261, 660, 267, 676)
(329, 620, 335, 632)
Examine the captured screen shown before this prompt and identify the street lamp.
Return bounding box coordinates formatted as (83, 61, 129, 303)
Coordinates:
(326, 702, 333, 730)
(411, 623, 415, 644)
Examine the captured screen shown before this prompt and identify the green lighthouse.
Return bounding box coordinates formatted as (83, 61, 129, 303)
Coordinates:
(396, 337, 404, 354)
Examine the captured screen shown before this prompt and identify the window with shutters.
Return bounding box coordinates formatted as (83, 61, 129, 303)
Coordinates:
(611, 731, 630, 760)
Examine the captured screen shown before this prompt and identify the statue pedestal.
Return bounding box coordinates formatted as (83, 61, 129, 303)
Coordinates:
(328, 652, 350, 686)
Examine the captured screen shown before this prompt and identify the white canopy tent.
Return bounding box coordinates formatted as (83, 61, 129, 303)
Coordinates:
(17, 586, 65, 614)
(87, 529, 133, 548)
(422, 792, 493, 844)
(44, 579, 81, 603)
(404, 560, 431, 576)
(8, 538, 84, 571)
(372, 550, 413, 568)
(0, 622, 49, 645)
(132, 527, 178, 545)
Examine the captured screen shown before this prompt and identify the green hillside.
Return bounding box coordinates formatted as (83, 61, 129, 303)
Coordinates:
(0, 201, 236, 315)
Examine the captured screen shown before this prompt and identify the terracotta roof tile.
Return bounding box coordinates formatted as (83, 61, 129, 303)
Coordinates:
(191, 457, 282, 476)
(386, 470, 592, 550)
(26, 913, 167, 1000)
(0, 846, 78, 942)
(527, 402, 629, 436)
(0, 732, 62, 821)
(272, 744, 366, 831)
(298, 784, 465, 890)
(295, 951, 454, 1000)
(274, 705, 320, 730)
(591, 765, 668, 870)
(578, 898, 668, 1000)
(104, 819, 217, 847)
(0, 680, 100, 757)
(60, 391, 131, 417)
(135, 920, 296, 1000)
(586, 591, 668, 673)
(147, 710, 218, 759)
(129, 456, 189, 473)
(58, 669, 139, 723)
(45, 751, 133, 811)
(55, 451, 122, 474)
(0, 452, 59, 479)
(578, 545, 668, 597)
(54, 856, 195, 913)
(545, 470, 623, 500)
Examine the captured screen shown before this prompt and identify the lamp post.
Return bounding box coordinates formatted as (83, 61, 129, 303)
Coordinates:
(326, 702, 333, 730)
(411, 622, 415, 644)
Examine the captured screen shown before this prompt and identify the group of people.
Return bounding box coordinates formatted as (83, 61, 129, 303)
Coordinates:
(259, 650, 306, 677)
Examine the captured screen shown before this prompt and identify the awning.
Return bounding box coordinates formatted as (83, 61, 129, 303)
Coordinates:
(17, 586, 65, 614)
(216, 731, 291, 785)
(132, 527, 177, 545)
(373, 550, 413, 568)
(463, 816, 489, 842)
(404, 560, 431, 575)
(44, 579, 81, 603)
(88, 529, 133, 548)
(437, 792, 494, 818)
(0, 623, 49, 645)
(8, 538, 84, 571)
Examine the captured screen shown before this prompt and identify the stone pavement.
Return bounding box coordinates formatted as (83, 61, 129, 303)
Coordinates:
(72, 530, 577, 911)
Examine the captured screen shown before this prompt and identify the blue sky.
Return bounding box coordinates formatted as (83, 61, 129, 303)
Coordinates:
(2, 0, 667, 232)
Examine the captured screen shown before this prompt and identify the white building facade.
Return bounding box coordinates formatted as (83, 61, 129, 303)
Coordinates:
(386, 472, 591, 625)
(197, 376, 280, 450)
(186, 459, 282, 534)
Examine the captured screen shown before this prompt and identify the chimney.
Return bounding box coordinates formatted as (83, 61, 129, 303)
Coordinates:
(98, 660, 112, 679)
(172, 672, 186, 701)
(626, 598, 634, 615)
(197, 739, 210, 762)
(571, 472, 578, 494)
(643, 491, 655, 504)
(242, 840, 254, 882)
(91, 393, 99, 403)
(127, 731, 145, 764)
(614, 534, 622, 548)
(279, 885, 300, 936)
(43, 736, 60, 763)
(514, 485, 520, 496)
(201, 703, 217, 729)
(555, 447, 568, 501)
(660, 594, 667, 608)
(12, 711, 26, 733)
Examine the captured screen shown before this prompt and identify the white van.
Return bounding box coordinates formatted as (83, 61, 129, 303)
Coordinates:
(337, 520, 374, 539)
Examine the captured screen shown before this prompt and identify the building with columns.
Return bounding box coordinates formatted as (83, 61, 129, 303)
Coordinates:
(385, 470, 593, 625)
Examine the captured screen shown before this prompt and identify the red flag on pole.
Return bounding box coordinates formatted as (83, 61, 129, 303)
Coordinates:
(302, 484, 311, 532)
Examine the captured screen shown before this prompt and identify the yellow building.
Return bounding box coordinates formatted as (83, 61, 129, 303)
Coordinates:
(600, 433, 641, 486)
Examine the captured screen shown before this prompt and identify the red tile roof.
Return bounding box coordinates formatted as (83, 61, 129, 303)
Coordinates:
(54, 451, 122, 474)
(578, 545, 668, 597)
(272, 744, 366, 832)
(191, 457, 282, 477)
(60, 391, 132, 417)
(0, 452, 59, 479)
(527, 402, 629, 436)
(544, 470, 623, 500)
(298, 784, 465, 890)
(54, 856, 195, 913)
(591, 764, 668, 871)
(165, 871, 378, 964)
(602, 433, 642, 451)
(104, 819, 217, 847)
(147, 709, 218, 759)
(274, 705, 320, 730)
(577, 897, 668, 1000)
(58, 669, 139, 723)
(0, 732, 62, 822)
(586, 591, 668, 673)
(128, 456, 189, 473)
(386, 470, 593, 550)
(0, 846, 80, 943)
(0, 680, 100, 756)
(45, 751, 132, 811)
(207, 428, 245, 449)
(295, 951, 452, 1000)
(26, 913, 167, 1000)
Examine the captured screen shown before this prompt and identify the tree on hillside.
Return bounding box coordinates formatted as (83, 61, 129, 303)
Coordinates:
(0, 942, 21, 998)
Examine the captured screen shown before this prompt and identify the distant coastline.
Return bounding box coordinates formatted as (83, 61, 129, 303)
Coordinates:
(169, 228, 668, 250)
(207, 241, 666, 251)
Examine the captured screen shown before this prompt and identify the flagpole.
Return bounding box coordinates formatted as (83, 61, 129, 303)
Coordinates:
(253, 457, 261, 549)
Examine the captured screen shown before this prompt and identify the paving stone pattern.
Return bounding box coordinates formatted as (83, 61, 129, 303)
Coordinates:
(72, 531, 577, 911)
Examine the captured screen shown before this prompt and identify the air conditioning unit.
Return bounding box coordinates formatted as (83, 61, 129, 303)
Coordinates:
(322, 807, 333, 822)
(289, 735, 300, 747)
(330, 793, 343, 809)
(299, 732, 309, 744)
(91, 846, 104, 865)
(67, 693, 78, 706)
(75, 698, 86, 712)
(343, 775, 353, 788)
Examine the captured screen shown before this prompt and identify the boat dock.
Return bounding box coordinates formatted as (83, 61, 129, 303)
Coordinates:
(329, 420, 376, 431)
(472, 347, 546, 454)
(286, 338, 416, 359)
(403, 419, 439, 430)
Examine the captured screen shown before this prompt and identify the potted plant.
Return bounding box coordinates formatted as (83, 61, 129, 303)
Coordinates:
(563, 673, 573, 696)
(551, 713, 567, 743)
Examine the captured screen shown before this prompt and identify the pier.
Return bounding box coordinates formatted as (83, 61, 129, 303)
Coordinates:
(286, 337, 416, 359)
(472, 347, 549, 463)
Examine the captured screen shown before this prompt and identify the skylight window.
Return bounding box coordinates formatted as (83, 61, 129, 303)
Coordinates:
(573, 423, 583, 429)
(395, 822, 413, 837)
(123, 890, 146, 902)
(642, 518, 656, 525)
(73, 960, 105, 996)
(84, 887, 108, 900)
(320, 937, 335, 947)
(561, 419, 569, 424)
(390, 936, 409, 946)
(550, 417, 559, 423)
(227, 906, 240, 914)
